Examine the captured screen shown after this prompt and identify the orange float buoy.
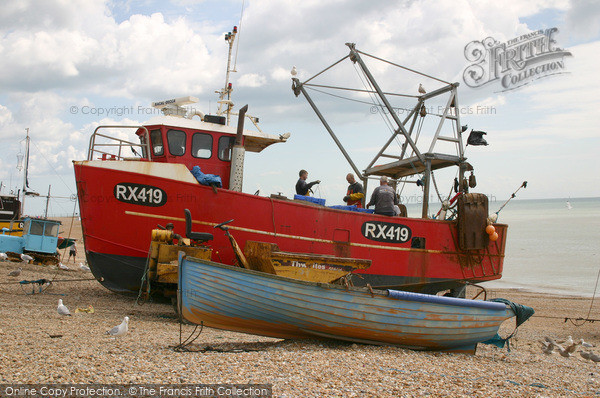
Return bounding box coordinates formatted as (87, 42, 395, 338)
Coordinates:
(485, 225, 495, 235)
(489, 232, 499, 241)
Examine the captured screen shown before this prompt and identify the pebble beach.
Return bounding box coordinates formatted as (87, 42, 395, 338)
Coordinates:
(1, 219, 600, 397)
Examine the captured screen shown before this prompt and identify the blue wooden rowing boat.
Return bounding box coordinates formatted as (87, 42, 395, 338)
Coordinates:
(178, 253, 526, 353)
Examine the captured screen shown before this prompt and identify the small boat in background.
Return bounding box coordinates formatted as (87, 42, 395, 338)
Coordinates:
(178, 253, 531, 353)
(57, 237, 77, 249)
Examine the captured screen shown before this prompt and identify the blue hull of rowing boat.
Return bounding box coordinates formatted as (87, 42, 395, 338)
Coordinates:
(178, 254, 514, 352)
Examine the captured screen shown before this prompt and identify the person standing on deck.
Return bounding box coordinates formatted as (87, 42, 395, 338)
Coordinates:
(343, 173, 364, 208)
(295, 169, 320, 196)
(366, 176, 398, 216)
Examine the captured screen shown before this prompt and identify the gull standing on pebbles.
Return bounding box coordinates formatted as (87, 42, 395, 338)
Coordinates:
(79, 262, 90, 272)
(57, 299, 71, 316)
(541, 341, 555, 355)
(58, 262, 70, 271)
(557, 346, 572, 358)
(21, 254, 34, 263)
(107, 317, 129, 337)
(589, 352, 600, 363)
(8, 267, 22, 277)
(580, 339, 594, 348)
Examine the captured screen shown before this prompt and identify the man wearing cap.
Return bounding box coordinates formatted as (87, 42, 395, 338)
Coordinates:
(366, 176, 398, 216)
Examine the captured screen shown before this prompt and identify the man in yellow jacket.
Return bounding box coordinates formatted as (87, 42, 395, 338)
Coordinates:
(343, 173, 364, 208)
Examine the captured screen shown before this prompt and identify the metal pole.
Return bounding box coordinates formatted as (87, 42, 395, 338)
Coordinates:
(44, 185, 51, 219)
(292, 78, 363, 180)
(366, 105, 418, 171)
(21, 128, 29, 216)
(421, 159, 432, 219)
(346, 43, 424, 163)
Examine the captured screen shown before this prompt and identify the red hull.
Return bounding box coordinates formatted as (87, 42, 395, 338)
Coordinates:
(74, 160, 505, 294)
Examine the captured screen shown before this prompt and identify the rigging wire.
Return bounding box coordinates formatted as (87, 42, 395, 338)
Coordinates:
(232, 0, 245, 72)
(30, 141, 75, 195)
(357, 49, 451, 85)
(303, 83, 418, 98)
(304, 86, 414, 114)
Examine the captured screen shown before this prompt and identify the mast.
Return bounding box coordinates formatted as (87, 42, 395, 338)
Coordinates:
(216, 26, 238, 126)
(20, 128, 30, 215)
(44, 185, 51, 219)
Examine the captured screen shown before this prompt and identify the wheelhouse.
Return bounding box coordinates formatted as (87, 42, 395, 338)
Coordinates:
(137, 122, 239, 189)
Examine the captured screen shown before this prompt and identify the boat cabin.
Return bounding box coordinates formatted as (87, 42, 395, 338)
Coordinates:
(88, 97, 289, 191)
(0, 217, 60, 255)
(137, 120, 238, 189)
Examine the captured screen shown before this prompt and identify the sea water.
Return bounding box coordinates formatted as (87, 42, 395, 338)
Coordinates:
(485, 197, 600, 297)
(404, 197, 600, 296)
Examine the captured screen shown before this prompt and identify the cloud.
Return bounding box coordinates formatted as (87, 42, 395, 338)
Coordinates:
(565, 1, 600, 40)
(237, 73, 267, 88)
(0, 6, 223, 99)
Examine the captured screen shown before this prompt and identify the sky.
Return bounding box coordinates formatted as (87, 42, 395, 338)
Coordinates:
(0, 0, 599, 217)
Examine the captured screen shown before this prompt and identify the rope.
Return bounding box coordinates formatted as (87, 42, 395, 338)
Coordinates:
(430, 172, 444, 203)
(173, 321, 204, 352)
(270, 197, 277, 236)
(60, 200, 78, 262)
(136, 243, 155, 306)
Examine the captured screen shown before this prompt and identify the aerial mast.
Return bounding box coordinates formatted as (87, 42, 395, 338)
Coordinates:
(216, 26, 238, 126)
(20, 128, 30, 216)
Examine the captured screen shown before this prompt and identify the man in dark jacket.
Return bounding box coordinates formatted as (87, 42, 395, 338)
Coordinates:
(343, 173, 364, 208)
(367, 176, 398, 216)
(295, 169, 320, 196)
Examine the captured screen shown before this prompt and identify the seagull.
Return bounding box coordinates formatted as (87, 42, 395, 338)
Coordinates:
(580, 351, 592, 360)
(57, 299, 71, 316)
(563, 336, 574, 346)
(8, 267, 22, 277)
(418, 84, 426, 94)
(21, 253, 34, 263)
(565, 341, 580, 354)
(557, 346, 572, 358)
(541, 341, 555, 355)
(79, 262, 90, 272)
(106, 316, 129, 337)
(291, 66, 297, 76)
(580, 339, 594, 348)
(590, 352, 600, 363)
(0, 252, 7, 261)
(58, 263, 70, 271)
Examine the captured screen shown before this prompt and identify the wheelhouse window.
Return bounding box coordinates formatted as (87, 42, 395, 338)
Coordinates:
(218, 136, 235, 161)
(44, 223, 60, 237)
(192, 132, 212, 159)
(150, 129, 164, 156)
(167, 129, 186, 156)
(29, 220, 44, 236)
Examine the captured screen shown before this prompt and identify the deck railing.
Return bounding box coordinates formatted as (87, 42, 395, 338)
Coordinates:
(87, 126, 151, 161)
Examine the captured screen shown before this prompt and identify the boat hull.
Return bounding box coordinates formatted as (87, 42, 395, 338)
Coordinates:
(178, 254, 514, 352)
(74, 160, 507, 294)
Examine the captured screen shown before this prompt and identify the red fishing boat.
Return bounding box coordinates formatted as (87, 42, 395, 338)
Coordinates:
(74, 36, 506, 296)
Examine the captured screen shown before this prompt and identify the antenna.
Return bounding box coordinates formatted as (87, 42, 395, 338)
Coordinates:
(216, 25, 238, 125)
